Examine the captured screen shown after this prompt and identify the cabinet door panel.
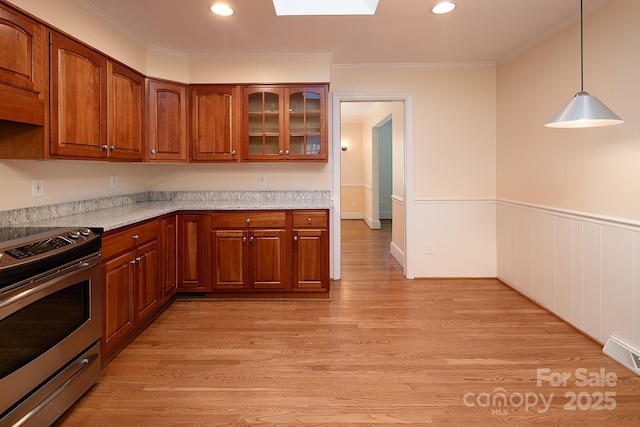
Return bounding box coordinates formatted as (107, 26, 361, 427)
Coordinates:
(148, 80, 187, 162)
(211, 230, 247, 289)
(161, 215, 177, 300)
(250, 229, 287, 289)
(293, 229, 329, 290)
(50, 32, 106, 158)
(103, 252, 135, 354)
(177, 215, 206, 290)
(284, 87, 327, 161)
(107, 62, 144, 160)
(191, 85, 238, 161)
(135, 239, 160, 322)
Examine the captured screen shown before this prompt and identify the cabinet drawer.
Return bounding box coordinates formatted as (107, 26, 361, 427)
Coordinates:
(211, 211, 286, 228)
(102, 220, 160, 259)
(293, 211, 328, 228)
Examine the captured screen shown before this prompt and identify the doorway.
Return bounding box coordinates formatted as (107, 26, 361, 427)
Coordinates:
(331, 93, 414, 281)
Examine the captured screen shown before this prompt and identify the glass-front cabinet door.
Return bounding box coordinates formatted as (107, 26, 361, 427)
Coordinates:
(244, 87, 284, 160)
(243, 84, 327, 162)
(285, 86, 327, 161)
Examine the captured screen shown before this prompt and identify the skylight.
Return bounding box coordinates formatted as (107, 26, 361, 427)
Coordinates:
(272, 0, 379, 16)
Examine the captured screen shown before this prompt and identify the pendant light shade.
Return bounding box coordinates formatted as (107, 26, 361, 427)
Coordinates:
(544, 0, 622, 128)
(545, 91, 623, 128)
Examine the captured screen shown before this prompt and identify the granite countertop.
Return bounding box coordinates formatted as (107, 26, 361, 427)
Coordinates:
(3, 191, 332, 232)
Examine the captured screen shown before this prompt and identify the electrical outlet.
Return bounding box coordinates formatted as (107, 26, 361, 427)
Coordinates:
(352, 201, 357, 208)
(32, 179, 44, 197)
(258, 175, 266, 186)
(110, 175, 118, 189)
(426, 242, 434, 255)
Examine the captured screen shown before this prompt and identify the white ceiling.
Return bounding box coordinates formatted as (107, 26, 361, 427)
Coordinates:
(77, 0, 611, 65)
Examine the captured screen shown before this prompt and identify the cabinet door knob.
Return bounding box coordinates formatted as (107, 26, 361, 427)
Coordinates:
(132, 234, 139, 240)
(285, 149, 290, 155)
(293, 235, 298, 242)
(135, 256, 141, 262)
(130, 259, 136, 264)
(102, 145, 108, 151)
(151, 149, 157, 154)
(278, 150, 283, 155)
(307, 217, 312, 224)
(249, 236, 254, 242)
(231, 150, 236, 155)
(243, 236, 247, 242)
(109, 145, 116, 151)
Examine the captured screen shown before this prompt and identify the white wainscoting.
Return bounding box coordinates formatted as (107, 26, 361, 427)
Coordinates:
(413, 199, 497, 278)
(497, 200, 640, 348)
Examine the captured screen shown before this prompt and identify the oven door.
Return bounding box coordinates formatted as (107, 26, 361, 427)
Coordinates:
(0, 253, 102, 423)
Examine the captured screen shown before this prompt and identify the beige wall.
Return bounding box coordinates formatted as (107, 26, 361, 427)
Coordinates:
(340, 122, 365, 217)
(497, 0, 640, 220)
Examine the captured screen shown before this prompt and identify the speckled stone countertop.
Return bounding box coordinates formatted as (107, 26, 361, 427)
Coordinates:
(1, 191, 332, 231)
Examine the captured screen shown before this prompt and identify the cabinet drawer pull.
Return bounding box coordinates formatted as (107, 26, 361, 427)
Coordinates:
(132, 234, 139, 240)
(307, 217, 312, 224)
(246, 218, 250, 224)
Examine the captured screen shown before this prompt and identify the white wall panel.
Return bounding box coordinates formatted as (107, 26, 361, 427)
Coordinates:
(555, 217, 573, 323)
(516, 210, 533, 297)
(582, 222, 601, 341)
(414, 200, 496, 278)
(531, 211, 547, 305)
(601, 226, 634, 344)
(497, 201, 640, 346)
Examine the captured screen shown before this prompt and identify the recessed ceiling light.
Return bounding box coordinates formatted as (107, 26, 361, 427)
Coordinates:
(430, 1, 456, 15)
(210, 3, 235, 16)
(272, 0, 379, 16)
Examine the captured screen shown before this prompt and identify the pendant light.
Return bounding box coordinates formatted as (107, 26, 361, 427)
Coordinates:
(545, 0, 623, 128)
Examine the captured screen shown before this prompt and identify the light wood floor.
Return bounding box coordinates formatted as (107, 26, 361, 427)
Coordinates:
(57, 220, 640, 425)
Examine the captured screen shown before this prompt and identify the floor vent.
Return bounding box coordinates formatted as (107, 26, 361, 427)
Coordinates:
(603, 335, 640, 376)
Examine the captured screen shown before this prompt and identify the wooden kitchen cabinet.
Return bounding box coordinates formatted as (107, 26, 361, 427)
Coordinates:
(177, 213, 207, 291)
(101, 220, 161, 363)
(292, 210, 329, 291)
(242, 84, 327, 162)
(147, 79, 188, 162)
(209, 211, 288, 291)
(106, 61, 145, 161)
(190, 84, 239, 162)
(0, 2, 47, 126)
(161, 214, 178, 301)
(50, 31, 144, 161)
(49, 31, 107, 159)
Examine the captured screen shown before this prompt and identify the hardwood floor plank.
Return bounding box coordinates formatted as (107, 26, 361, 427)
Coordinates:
(56, 220, 640, 425)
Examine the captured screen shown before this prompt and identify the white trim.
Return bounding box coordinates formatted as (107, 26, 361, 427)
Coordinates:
(498, 199, 640, 231)
(390, 241, 404, 268)
(331, 62, 495, 69)
(332, 92, 414, 279)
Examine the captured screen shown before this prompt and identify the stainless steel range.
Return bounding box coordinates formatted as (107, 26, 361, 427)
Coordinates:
(0, 226, 102, 426)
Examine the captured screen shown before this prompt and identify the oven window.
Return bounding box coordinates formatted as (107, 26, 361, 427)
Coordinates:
(0, 281, 90, 379)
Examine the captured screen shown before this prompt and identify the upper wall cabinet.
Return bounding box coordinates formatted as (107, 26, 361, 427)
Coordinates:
(242, 84, 327, 162)
(0, 2, 47, 125)
(147, 79, 188, 162)
(50, 32, 144, 161)
(190, 85, 239, 162)
(49, 32, 107, 159)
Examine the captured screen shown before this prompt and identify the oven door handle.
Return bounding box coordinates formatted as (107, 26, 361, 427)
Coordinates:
(12, 351, 99, 427)
(0, 256, 100, 311)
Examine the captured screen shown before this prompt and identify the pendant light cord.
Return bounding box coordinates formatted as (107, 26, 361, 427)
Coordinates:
(580, 0, 584, 92)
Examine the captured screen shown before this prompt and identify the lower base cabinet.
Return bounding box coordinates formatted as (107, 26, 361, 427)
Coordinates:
(206, 210, 329, 297)
(101, 219, 163, 363)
